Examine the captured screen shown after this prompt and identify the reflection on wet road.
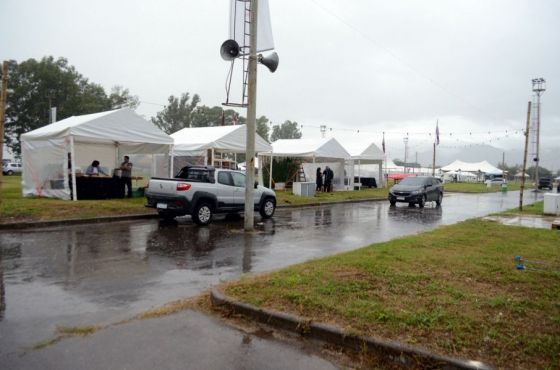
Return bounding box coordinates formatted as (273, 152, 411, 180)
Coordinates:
(0, 191, 540, 353)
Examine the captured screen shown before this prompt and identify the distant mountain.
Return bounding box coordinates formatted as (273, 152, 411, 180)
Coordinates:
(415, 144, 559, 171)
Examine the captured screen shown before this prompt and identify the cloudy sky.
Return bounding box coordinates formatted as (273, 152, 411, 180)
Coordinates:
(1, 0, 559, 160)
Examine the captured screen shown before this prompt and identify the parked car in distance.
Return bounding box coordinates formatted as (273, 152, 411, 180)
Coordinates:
(145, 166, 277, 225)
(388, 176, 443, 207)
(538, 177, 553, 190)
(2, 162, 22, 175)
(484, 178, 506, 186)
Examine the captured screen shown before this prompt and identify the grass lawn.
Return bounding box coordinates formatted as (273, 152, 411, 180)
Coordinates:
(444, 182, 521, 193)
(0, 175, 388, 223)
(496, 201, 544, 216)
(222, 219, 560, 369)
(0, 175, 154, 224)
(276, 187, 388, 206)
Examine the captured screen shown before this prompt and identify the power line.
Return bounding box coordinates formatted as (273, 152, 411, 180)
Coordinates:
(307, 0, 501, 120)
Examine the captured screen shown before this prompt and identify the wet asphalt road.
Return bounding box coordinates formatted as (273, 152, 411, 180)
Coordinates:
(0, 191, 541, 368)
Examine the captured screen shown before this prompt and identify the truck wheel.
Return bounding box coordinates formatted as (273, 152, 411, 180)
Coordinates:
(259, 198, 276, 218)
(193, 203, 213, 225)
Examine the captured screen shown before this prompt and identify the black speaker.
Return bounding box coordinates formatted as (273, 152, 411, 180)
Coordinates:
(220, 39, 240, 61)
(258, 52, 279, 73)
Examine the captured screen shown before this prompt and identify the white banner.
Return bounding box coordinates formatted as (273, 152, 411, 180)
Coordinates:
(229, 0, 275, 53)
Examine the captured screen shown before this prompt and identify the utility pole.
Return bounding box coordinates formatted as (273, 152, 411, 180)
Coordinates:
(0, 62, 8, 207)
(502, 151, 505, 179)
(520, 101, 531, 211)
(531, 78, 545, 190)
(244, 0, 259, 231)
(403, 137, 408, 173)
(432, 143, 436, 176)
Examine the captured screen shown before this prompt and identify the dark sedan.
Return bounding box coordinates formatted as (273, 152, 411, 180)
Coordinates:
(388, 176, 443, 207)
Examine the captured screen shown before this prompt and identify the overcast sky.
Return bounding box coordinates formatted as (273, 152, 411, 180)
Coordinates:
(1, 0, 559, 159)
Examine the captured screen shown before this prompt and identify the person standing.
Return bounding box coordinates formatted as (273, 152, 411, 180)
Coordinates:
(324, 166, 333, 192)
(120, 156, 133, 198)
(316, 167, 323, 192)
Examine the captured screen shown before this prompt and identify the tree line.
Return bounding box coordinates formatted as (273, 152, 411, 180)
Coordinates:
(3, 56, 302, 156)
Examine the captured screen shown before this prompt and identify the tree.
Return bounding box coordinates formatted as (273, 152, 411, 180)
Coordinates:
(526, 165, 552, 179)
(256, 116, 270, 142)
(4, 56, 139, 155)
(190, 106, 242, 127)
(109, 85, 139, 109)
(151, 92, 200, 134)
(270, 120, 302, 142)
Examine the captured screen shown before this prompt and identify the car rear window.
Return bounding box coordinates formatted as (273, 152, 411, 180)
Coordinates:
(175, 168, 213, 182)
(399, 177, 427, 186)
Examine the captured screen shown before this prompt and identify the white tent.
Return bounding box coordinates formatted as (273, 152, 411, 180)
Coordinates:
(170, 125, 271, 173)
(21, 108, 173, 200)
(171, 125, 271, 156)
(266, 138, 351, 191)
(342, 142, 385, 188)
(441, 160, 503, 175)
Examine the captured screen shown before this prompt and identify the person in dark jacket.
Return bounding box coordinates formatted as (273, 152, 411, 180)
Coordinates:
(324, 166, 333, 192)
(316, 167, 323, 192)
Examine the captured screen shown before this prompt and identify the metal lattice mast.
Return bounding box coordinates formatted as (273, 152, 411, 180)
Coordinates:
(530, 78, 545, 189)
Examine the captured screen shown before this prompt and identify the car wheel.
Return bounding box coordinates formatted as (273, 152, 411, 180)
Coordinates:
(259, 197, 276, 218)
(436, 193, 443, 206)
(7, 170, 13, 176)
(389, 199, 396, 206)
(418, 195, 426, 208)
(193, 202, 213, 226)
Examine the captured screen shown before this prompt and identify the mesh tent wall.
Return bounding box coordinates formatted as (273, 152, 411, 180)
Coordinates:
(21, 108, 173, 200)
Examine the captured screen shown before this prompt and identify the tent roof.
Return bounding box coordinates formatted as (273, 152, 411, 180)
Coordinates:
(441, 160, 502, 174)
(349, 142, 384, 161)
(270, 138, 351, 159)
(171, 124, 271, 155)
(21, 108, 173, 145)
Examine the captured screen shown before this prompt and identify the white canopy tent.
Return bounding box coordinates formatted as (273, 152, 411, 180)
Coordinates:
(170, 125, 272, 174)
(441, 160, 503, 175)
(343, 142, 385, 188)
(21, 108, 173, 200)
(266, 138, 351, 191)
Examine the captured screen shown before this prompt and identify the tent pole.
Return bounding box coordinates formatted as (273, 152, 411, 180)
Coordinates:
(70, 135, 77, 201)
(269, 153, 273, 189)
(115, 142, 119, 171)
(358, 159, 361, 186)
(211, 148, 215, 167)
(170, 154, 174, 177)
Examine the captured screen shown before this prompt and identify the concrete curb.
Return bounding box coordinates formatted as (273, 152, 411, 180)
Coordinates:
(0, 213, 159, 230)
(276, 197, 385, 209)
(211, 288, 493, 370)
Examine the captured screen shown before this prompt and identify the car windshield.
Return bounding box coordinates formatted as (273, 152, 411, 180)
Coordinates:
(398, 177, 427, 186)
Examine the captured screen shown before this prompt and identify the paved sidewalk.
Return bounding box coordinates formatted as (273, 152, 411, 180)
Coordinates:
(3, 310, 337, 370)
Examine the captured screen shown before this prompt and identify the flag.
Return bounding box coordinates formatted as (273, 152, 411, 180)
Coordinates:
(382, 133, 386, 153)
(435, 121, 440, 145)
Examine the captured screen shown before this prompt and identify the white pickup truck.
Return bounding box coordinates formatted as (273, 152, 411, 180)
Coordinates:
(145, 166, 277, 225)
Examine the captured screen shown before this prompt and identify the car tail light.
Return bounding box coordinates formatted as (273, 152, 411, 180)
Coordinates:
(176, 183, 191, 191)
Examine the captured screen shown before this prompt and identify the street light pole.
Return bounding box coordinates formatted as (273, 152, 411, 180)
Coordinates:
(244, 0, 259, 231)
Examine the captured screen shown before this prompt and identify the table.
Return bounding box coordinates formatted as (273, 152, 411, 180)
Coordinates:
(74, 176, 124, 200)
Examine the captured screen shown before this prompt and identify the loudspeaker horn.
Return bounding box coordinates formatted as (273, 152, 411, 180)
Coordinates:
(258, 52, 279, 73)
(220, 39, 240, 61)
